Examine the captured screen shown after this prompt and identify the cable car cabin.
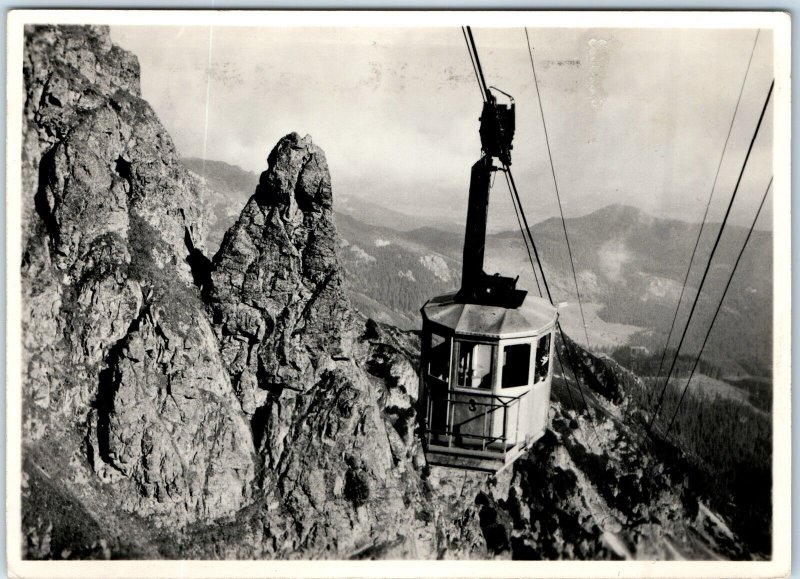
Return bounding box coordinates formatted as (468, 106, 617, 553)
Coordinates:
(420, 291, 558, 472)
(418, 83, 557, 472)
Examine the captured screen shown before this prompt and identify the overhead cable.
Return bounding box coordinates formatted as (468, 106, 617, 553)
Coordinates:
(648, 79, 775, 432)
(663, 177, 772, 439)
(650, 29, 761, 407)
(524, 27, 592, 352)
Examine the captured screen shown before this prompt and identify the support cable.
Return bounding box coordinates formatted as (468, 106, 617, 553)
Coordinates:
(504, 170, 598, 439)
(556, 321, 592, 414)
(663, 177, 772, 439)
(525, 27, 592, 351)
(462, 26, 487, 103)
(507, 166, 599, 443)
(464, 26, 490, 100)
(648, 79, 774, 433)
(505, 168, 553, 302)
(503, 170, 543, 297)
(554, 351, 580, 413)
(464, 26, 600, 445)
(649, 29, 761, 406)
(553, 346, 593, 444)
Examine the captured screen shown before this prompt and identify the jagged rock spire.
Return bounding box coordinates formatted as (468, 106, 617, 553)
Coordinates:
(209, 132, 355, 416)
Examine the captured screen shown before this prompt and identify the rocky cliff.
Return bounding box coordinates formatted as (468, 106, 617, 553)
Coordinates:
(22, 24, 254, 530)
(20, 25, 759, 561)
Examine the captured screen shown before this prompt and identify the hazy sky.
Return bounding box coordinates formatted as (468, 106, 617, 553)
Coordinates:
(110, 25, 774, 230)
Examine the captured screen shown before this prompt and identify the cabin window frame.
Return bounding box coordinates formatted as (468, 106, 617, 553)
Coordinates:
(450, 337, 498, 393)
(533, 330, 554, 384)
(497, 336, 535, 391)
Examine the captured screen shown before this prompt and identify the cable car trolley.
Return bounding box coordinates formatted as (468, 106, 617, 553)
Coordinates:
(419, 81, 558, 472)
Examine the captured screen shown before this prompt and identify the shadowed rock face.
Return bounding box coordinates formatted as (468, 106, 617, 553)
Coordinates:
(20, 25, 757, 562)
(20, 26, 460, 558)
(22, 24, 254, 527)
(209, 132, 355, 420)
(205, 133, 435, 557)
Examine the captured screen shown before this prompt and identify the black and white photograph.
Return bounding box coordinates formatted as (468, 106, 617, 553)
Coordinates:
(5, 9, 791, 578)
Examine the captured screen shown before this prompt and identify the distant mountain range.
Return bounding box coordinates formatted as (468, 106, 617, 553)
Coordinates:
(182, 157, 461, 238)
(486, 203, 772, 376)
(184, 157, 772, 380)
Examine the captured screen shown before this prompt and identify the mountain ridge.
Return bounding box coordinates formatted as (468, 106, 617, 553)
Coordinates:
(185, 152, 771, 242)
(191, 156, 771, 377)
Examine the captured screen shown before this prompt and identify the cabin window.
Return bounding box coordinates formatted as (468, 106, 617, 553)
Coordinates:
(501, 343, 531, 388)
(455, 341, 494, 389)
(534, 333, 552, 383)
(427, 333, 450, 382)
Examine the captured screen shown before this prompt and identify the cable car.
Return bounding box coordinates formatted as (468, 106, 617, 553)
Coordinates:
(419, 88, 558, 472)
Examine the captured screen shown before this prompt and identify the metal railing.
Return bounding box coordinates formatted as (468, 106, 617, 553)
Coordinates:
(423, 386, 527, 453)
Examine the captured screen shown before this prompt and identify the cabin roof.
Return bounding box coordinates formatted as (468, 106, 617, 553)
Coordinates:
(422, 291, 558, 339)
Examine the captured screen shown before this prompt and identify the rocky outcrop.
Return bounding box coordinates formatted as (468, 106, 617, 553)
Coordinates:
(22, 24, 253, 528)
(209, 133, 355, 419)
(19, 23, 444, 553)
(204, 134, 432, 557)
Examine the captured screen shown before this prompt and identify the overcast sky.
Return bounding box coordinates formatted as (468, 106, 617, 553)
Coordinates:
(110, 25, 774, 230)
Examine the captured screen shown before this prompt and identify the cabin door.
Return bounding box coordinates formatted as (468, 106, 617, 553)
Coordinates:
(425, 332, 451, 445)
(451, 341, 496, 448)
